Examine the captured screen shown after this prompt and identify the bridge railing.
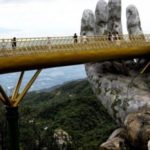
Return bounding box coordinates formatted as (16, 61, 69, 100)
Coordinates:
(0, 35, 150, 57)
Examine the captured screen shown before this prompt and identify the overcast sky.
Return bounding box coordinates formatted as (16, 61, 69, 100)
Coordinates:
(0, 0, 149, 38)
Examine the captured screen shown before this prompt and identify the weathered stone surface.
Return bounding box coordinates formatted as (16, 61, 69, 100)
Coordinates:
(83, 0, 150, 124)
(108, 128, 126, 140)
(100, 110, 150, 150)
(100, 137, 125, 150)
(80, 9, 95, 36)
(126, 5, 143, 35)
(148, 140, 150, 150)
(124, 110, 150, 150)
(108, 0, 122, 34)
(95, 0, 108, 35)
(53, 128, 72, 150)
(85, 62, 150, 124)
(81, 1, 150, 149)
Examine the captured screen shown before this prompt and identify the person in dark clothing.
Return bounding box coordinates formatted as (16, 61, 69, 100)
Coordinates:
(12, 37, 16, 49)
(108, 32, 112, 41)
(114, 32, 119, 40)
(73, 33, 78, 44)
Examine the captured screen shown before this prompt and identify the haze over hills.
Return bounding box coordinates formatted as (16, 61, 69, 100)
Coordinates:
(0, 65, 86, 94)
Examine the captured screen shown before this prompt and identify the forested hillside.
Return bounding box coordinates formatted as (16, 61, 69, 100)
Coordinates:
(0, 79, 117, 150)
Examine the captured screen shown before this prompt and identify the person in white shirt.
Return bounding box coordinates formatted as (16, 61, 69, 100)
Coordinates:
(82, 33, 87, 44)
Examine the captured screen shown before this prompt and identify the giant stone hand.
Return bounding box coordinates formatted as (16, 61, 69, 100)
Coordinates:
(80, 0, 150, 149)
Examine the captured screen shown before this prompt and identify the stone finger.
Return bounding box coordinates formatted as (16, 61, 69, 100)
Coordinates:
(95, 0, 108, 35)
(108, 0, 122, 34)
(80, 9, 95, 36)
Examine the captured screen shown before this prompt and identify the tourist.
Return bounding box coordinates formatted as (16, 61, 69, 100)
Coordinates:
(12, 37, 17, 49)
(108, 32, 114, 42)
(112, 32, 116, 42)
(115, 32, 121, 45)
(108, 32, 112, 41)
(73, 33, 78, 44)
(82, 33, 87, 43)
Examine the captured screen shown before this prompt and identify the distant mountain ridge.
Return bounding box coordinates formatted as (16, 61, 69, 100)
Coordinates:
(0, 65, 86, 94)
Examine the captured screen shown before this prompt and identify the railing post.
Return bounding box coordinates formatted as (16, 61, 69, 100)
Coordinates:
(6, 107, 19, 150)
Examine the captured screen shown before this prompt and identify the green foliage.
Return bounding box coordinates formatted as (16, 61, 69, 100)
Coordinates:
(0, 79, 117, 150)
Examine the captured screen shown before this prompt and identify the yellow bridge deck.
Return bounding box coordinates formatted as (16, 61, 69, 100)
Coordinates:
(0, 35, 150, 74)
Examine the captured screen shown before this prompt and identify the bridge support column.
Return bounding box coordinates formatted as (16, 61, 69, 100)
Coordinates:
(0, 69, 42, 150)
(6, 107, 19, 150)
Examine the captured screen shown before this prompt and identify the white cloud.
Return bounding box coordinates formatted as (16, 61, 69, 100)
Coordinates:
(0, 0, 149, 38)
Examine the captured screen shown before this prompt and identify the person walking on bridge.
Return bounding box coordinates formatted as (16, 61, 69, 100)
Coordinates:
(12, 37, 17, 49)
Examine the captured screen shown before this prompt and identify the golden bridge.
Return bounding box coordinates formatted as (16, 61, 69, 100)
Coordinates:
(0, 35, 150, 74)
(0, 34, 150, 150)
